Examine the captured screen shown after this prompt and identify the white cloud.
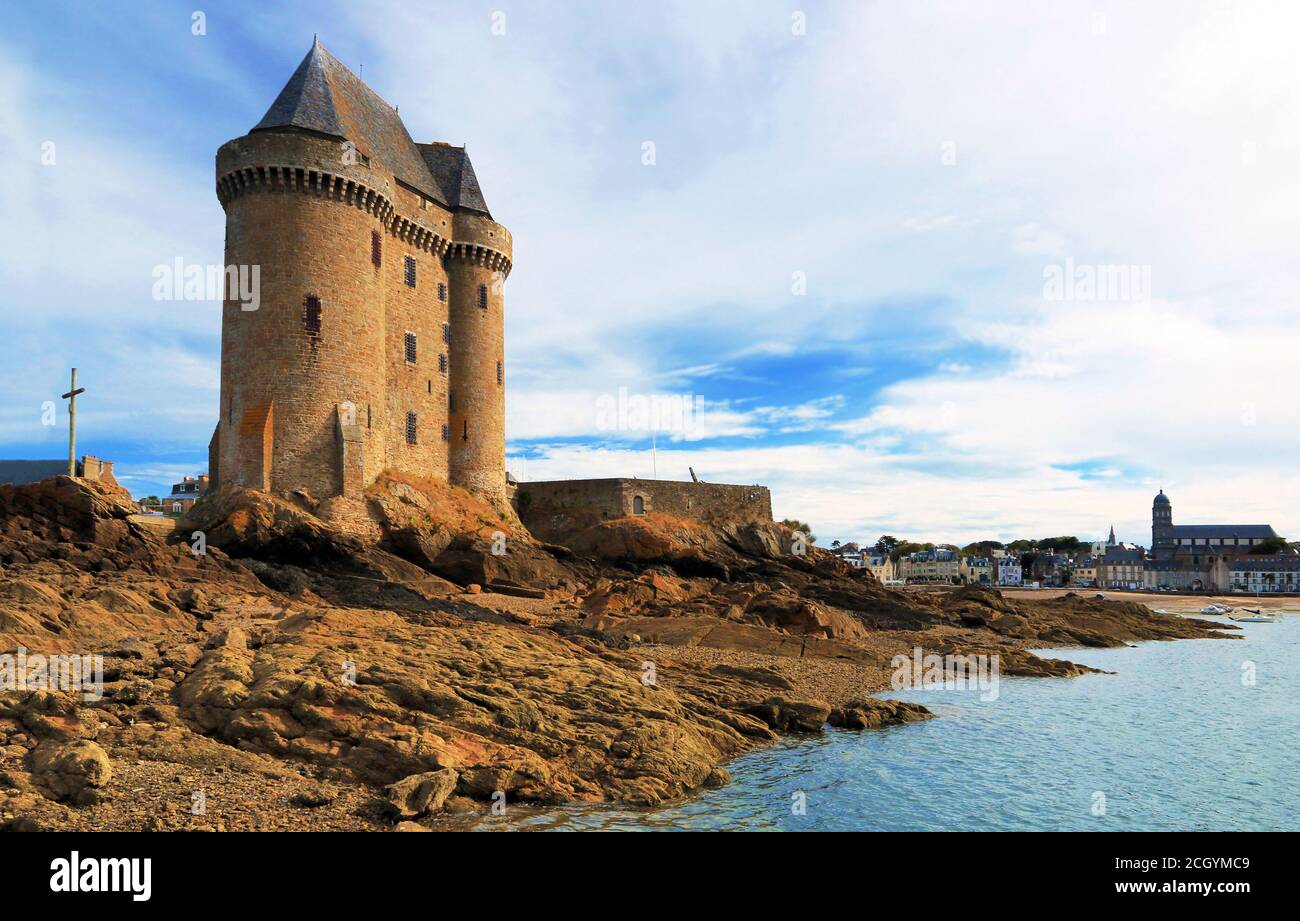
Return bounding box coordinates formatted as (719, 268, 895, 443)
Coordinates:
(5, 0, 1298, 541)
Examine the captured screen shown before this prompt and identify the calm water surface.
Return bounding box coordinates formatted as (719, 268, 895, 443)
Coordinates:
(478, 615, 1297, 831)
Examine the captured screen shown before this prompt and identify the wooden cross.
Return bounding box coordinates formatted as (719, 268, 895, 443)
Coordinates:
(61, 368, 85, 478)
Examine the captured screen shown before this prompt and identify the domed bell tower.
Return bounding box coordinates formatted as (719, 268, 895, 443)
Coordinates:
(1152, 490, 1174, 557)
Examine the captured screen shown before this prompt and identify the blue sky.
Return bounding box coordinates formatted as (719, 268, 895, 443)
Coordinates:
(3, 0, 1299, 546)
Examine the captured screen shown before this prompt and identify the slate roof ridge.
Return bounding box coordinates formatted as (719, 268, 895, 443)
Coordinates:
(253, 39, 468, 209)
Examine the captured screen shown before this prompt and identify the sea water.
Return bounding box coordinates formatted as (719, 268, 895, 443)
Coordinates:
(486, 616, 1297, 831)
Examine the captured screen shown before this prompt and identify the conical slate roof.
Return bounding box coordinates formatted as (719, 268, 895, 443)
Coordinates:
(417, 143, 490, 215)
(252, 39, 490, 216)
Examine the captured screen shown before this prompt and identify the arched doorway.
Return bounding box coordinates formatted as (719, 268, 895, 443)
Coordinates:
(632, 495, 645, 515)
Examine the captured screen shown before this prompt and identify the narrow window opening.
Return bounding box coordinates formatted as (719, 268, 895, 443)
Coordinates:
(303, 295, 322, 337)
(438, 282, 447, 302)
(404, 332, 417, 364)
(406, 412, 418, 445)
(405, 255, 417, 287)
(449, 390, 456, 413)
(496, 360, 503, 385)
(438, 353, 447, 374)
(442, 322, 450, 344)
(462, 420, 469, 441)
(441, 423, 450, 441)
(478, 284, 487, 309)
(371, 230, 381, 268)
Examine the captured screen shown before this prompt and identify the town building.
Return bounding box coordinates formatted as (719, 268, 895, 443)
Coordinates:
(0, 456, 118, 487)
(1141, 490, 1285, 592)
(1027, 549, 1072, 586)
(865, 553, 897, 583)
(902, 548, 960, 584)
(1143, 558, 1215, 592)
(1091, 525, 1119, 557)
(1228, 557, 1300, 594)
(830, 542, 865, 568)
(959, 556, 993, 585)
(1150, 490, 1277, 560)
(1072, 557, 1099, 587)
(163, 474, 209, 515)
(995, 556, 1022, 586)
(1099, 546, 1145, 590)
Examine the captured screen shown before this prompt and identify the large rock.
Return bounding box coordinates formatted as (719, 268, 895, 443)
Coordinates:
(743, 697, 832, 733)
(563, 514, 731, 572)
(424, 534, 572, 590)
(828, 698, 933, 729)
(27, 740, 111, 800)
(172, 606, 757, 805)
(180, 485, 353, 561)
(0, 476, 141, 556)
(385, 768, 459, 818)
(741, 590, 871, 642)
(181, 486, 460, 605)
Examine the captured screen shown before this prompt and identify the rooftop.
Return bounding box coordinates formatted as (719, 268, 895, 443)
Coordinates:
(252, 39, 491, 216)
(0, 460, 68, 485)
(1169, 524, 1277, 539)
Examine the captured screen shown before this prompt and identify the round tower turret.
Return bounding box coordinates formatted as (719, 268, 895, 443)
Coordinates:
(215, 129, 390, 499)
(447, 211, 512, 503)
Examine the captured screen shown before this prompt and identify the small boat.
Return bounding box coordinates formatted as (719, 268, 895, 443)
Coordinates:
(1229, 610, 1280, 623)
(1200, 604, 1233, 615)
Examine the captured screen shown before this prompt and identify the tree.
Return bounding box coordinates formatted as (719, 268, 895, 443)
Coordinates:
(780, 519, 816, 544)
(873, 535, 901, 555)
(891, 540, 934, 561)
(1249, 536, 1288, 555)
(962, 540, 1005, 557)
(1038, 536, 1083, 553)
(831, 539, 841, 550)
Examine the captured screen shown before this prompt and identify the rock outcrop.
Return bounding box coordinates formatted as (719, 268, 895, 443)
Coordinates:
(0, 475, 1237, 830)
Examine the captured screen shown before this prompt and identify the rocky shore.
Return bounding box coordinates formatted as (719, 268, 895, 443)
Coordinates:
(0, 475, 1236, 830)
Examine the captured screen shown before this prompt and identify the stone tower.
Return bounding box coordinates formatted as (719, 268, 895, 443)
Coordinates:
(209, 40, 511, 507)
(1152, 490, 1174, 556)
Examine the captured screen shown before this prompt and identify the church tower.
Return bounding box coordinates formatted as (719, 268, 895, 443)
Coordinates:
(209, 40, 511, 508)
(1152, 490, 1174, 557)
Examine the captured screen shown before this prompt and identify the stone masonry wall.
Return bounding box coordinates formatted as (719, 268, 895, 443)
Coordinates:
(386, 182, 452, 483)
(517, 478, 773, 539)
